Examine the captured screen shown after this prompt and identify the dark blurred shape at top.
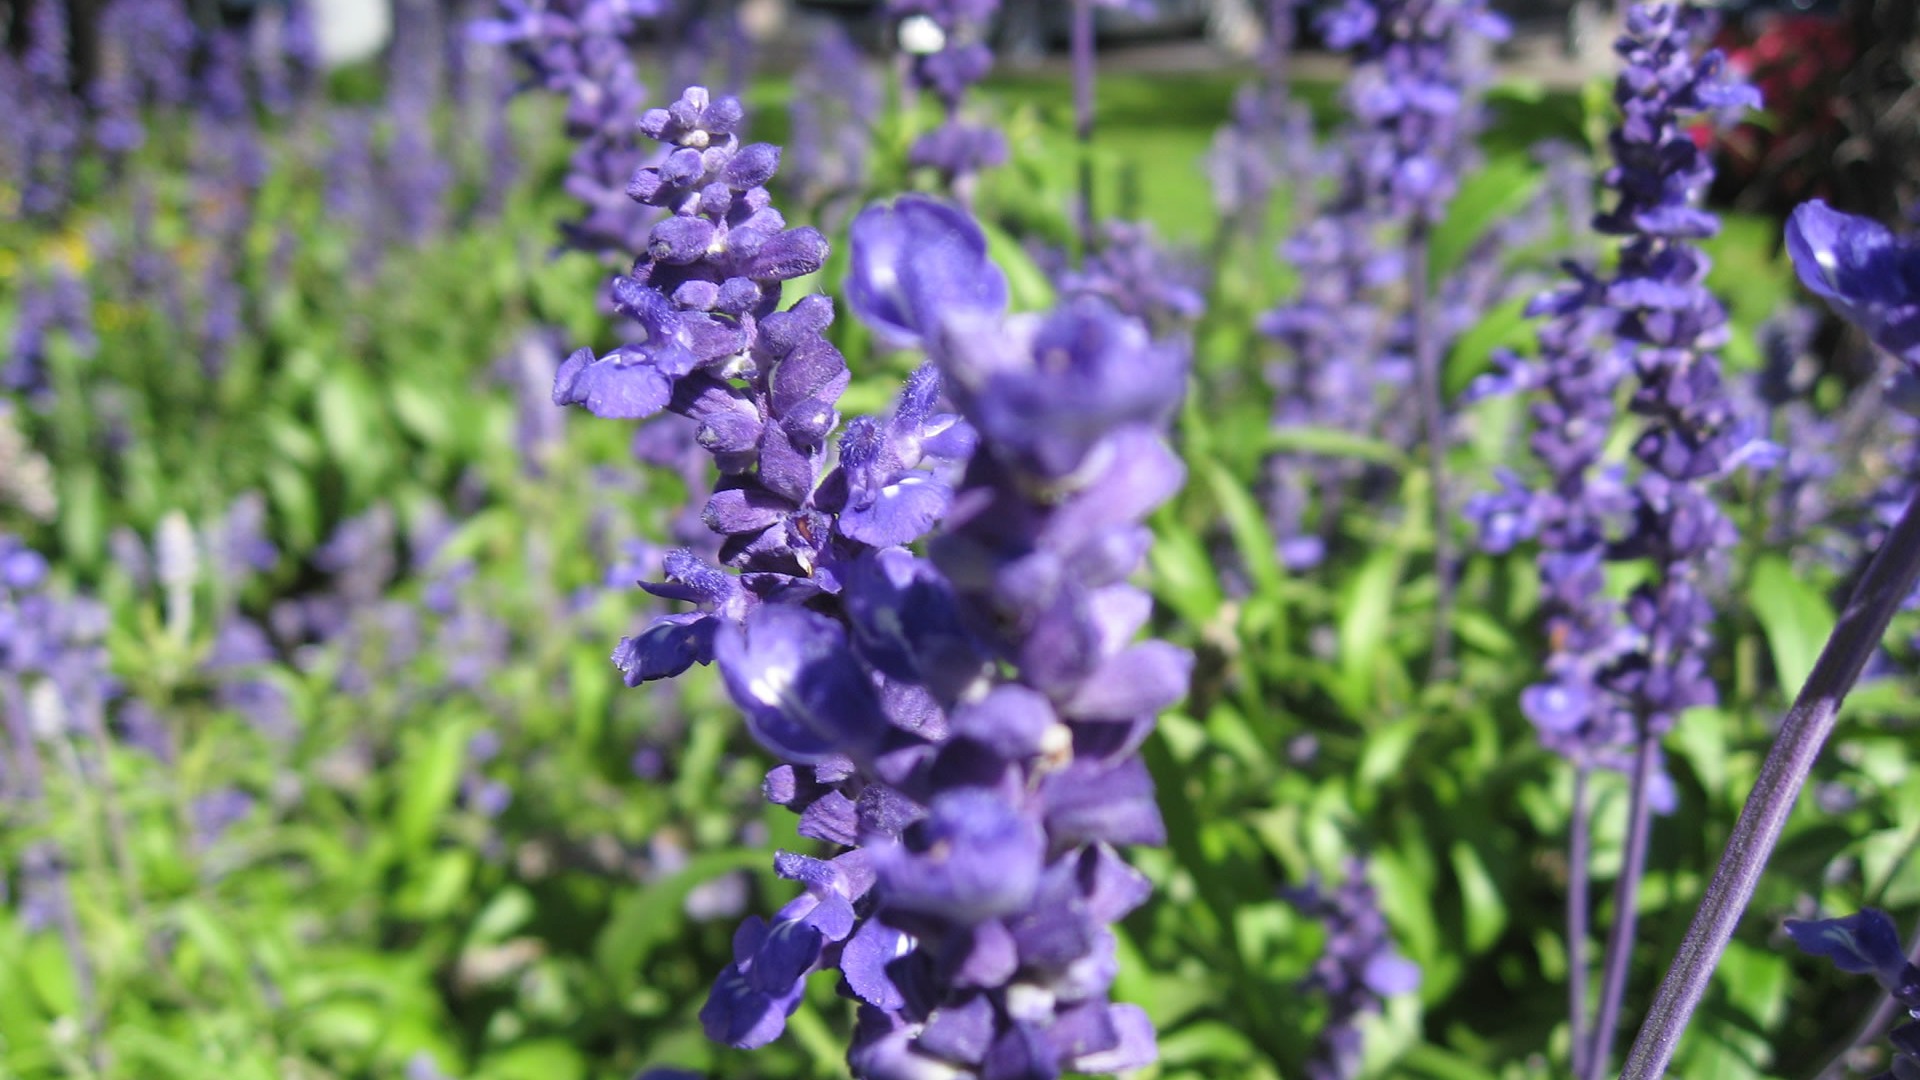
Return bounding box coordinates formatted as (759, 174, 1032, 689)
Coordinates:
(1707, 0, 1917, 231)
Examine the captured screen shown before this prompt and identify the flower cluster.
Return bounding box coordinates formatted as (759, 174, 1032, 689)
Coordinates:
(709, 196, 1183, 1078)
(1, 0, 83, 220)
(1048, 220, 1207, 334)
(1592, 3, 1757, 743)
(891, 0, 1008, 194)
(549, 84, 1189, 1071)
(1, 533, 109, 991)
(5, 268, 95, 399)
(1257, 0, 1507, 570)
(1284, 861, 1422, 1080)
(1469, 2, 1758, 770)
(1319, 0, 1509, 228)
(472, 0, 667, 257)
(787, 23, 884, 217)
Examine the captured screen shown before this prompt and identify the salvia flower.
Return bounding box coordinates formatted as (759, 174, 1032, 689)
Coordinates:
(559, 87, 1187, 1070)
(1786, 200, 1920, 369)
(472, 0, 667, 257)
(891, 0, 1008, 194)
(1470, 2, 1757, 770)
(1594, 3, 1758, 739)
(1787, 909, 1920, 1078)
(1318, 0, 1510, 228)
(1285, 860, 1422, 1080)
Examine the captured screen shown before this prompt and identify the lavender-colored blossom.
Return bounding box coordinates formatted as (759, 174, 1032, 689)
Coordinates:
(1319, 0, 1509, 228)
(1285, 861, 1422, 1080)
(1, 0, 83, 220)
(1787, 200, 1920, 368)
(892, 0, 1007, 195)
(557, 91, 1188, 1068)
(1, 536, 108, 1024)
(5, 269, 96, 397)
(1259, 0, 1508, 576)
(1788, 909, 1920, 1077)
(848, 195, 1009, 348)
(1470, 2, 1758, 766)
(1594, 3, 1757, 736)
(191, 788, 258, 850)
(1049, 220, 1206, 333)
(786, 23, 881, 216)
(1466, 9, 1757, 1074)
(473, 0, 667, 258)
(386, 0, 458, 244)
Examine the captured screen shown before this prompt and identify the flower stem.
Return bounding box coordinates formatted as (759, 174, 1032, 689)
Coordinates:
(1408, 224, 1455, 677)
(1620, 480, 1920, 1080)
(1569, 763, 1592, 1078)
(1071, 0, 1096, 254)
(1584, 734, 1657, 1080)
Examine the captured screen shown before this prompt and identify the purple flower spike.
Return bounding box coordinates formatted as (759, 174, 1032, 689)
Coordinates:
(557, 129, 1184, 1069)
(848, 196, 1009, 347)
(1786, 200, 1920, 366)
(938, 298, 1184, 483)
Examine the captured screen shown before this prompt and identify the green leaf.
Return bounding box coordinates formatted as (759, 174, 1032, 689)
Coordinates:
(469, 886, 536, 946)
(1259, 425, 1407, 468)
(1201, 456, 1282, 600)
(1671, 706, 1730, 800)
(390, 380, 456, 448)
(1338, 547, 1403, 708)
(1443, 294, 1531, 399)
(1147, 517, 1224, 628)
(112, 1028, 211, 1080)
(1398, 1044, 1503, 1080)
(980, 219, 1057, 313)
(395, 848, 475, 920)
(1747, 554, 1834, 696)
(394, 714, 474, 854)
(1429, 155, 1543, 281)
(594, 849, 769, 991)
(1449, 840, 1507, 954)
(24, 933, 77, 1017)
(1156, 1020, 1266, 1067)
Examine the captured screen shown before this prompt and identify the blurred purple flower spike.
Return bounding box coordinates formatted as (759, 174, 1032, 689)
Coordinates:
(847, 195, 1010, 348)
(936, 297, 1186, 483)
(1786, 200, 1920, 366)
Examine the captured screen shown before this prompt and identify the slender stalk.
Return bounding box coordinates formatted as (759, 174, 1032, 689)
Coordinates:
(1569, 764, 1593, 1078)
(1584, 735, 1658, 1080)
(1070, 0, 1096, 254)
(2, 675, 102, 1070)
(1408, 224, 1455, 676)
(1620, 482, 1920, 1080)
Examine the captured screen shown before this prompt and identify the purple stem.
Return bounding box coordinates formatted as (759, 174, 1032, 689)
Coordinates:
(1409, 225, 1455, 677)
(1584, 734, 1658, 1080)
(1569, 763, 1592, 1078)
(1266, 0, 1295, 79)
(1071, 0, 1096, 253)
(1620, 480, 1920, 1080)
